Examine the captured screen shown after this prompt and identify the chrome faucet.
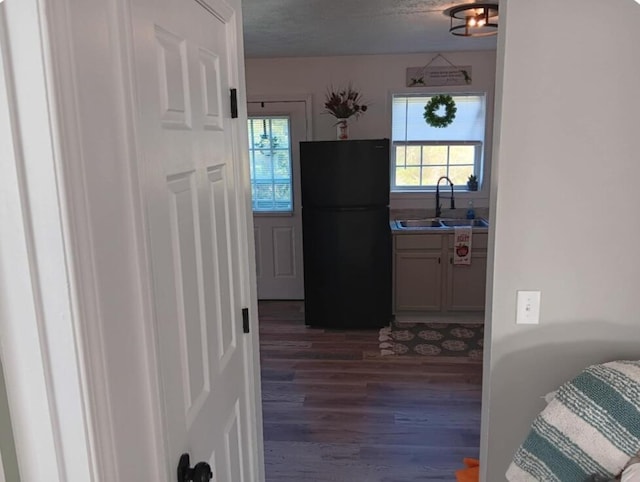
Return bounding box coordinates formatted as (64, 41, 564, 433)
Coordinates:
(435, 176, 455, 218)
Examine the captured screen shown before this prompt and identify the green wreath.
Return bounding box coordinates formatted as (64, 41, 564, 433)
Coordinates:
(423, 94, 457, 128)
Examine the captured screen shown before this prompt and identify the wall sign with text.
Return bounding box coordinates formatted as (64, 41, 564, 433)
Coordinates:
(406, 66, 472, 87)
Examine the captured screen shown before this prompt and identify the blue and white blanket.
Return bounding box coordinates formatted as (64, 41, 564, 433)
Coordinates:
(507, 360, 640, 481)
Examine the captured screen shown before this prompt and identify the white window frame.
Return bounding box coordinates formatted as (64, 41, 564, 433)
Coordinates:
(390, 92, 487, 192)
(392, 140, 483, 191)
(247, 115, 294, 213)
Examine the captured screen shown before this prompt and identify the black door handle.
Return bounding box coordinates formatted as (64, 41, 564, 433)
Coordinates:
(177, 453, 213, 482)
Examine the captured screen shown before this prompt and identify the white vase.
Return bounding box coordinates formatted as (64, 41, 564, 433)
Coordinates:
(336, 119, 349, 140)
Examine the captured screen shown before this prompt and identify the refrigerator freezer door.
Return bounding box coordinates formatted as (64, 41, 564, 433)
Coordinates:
(300, 139, 390, 208)
(302, 207, 391, 328)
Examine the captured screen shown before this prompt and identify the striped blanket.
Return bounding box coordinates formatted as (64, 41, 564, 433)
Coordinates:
(507, 360, 640, 482)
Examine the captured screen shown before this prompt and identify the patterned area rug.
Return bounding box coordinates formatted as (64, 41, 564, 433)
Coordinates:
(379, 321, 484, 359)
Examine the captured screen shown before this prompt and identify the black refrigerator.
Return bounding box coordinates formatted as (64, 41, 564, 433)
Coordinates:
(300, 139, 391, 329)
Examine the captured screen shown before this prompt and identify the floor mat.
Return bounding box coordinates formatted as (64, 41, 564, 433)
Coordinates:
(380, 321, 484, 359)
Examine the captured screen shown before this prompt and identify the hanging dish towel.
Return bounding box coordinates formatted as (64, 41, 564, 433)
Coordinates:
(453, 226, 472, 265)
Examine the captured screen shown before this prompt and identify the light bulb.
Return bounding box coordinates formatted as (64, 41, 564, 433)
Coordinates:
(477, 17, 486, 27)
(467, 17, 477, 27)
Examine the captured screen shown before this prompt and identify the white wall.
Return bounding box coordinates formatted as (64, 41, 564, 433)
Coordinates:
(482, 0, 640, 480)
(245, 51, 496, 210)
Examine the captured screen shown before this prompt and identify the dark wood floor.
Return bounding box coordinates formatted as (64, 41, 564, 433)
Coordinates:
(258, 301, 483, 482)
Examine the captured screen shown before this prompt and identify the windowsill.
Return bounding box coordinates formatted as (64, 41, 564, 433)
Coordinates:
(391, 189, 488, 198)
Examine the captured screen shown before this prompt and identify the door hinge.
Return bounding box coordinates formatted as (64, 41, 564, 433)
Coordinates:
(242, 307, 250, 333)
(230, 88, 238, 118)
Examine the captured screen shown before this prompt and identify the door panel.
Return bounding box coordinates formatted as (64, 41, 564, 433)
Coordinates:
(166, 172, 209, 420)
(394, 252, 443, 312)
(302, 207, 391, 328)
(130, 0, 258, 479)
(299, 139, 390, 208)
(154, 25, 192, 129)
(272, 226, 296, 277)
(447, 252, 488, 311)
(248, 101, 307, 300)
(198, 48, 223, 130)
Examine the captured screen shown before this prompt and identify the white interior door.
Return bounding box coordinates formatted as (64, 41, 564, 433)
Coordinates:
(130, 0, 259, 478)
(247, 101, 307, 300)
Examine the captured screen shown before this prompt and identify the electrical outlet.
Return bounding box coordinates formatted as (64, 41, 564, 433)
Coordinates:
(516, 291, 541, 325)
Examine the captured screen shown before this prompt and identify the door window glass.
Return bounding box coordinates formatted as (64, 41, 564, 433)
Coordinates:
(247, 116, 293, 212)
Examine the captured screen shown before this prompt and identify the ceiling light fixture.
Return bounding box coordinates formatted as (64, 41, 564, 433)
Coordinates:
(446, 3, 499, 38)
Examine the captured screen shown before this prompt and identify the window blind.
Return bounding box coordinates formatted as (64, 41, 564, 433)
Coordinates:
(392, 94, 486, 142)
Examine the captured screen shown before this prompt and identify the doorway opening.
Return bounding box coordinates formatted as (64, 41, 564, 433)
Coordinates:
(247, 99, 310, 300)
(246, 97, 486, 480)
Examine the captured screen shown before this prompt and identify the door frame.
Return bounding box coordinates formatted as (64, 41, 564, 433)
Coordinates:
(247, 96, 312, 300)
(0, 0, 263, 480)
(0, 2, 97, 481)
(247, 94, 313, 140)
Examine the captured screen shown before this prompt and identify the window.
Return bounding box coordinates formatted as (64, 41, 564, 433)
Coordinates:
(247, 116, 293, 212)
(391, 93, 486, 190)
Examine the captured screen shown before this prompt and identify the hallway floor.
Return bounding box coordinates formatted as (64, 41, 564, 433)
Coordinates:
(258, 301, 483, 482)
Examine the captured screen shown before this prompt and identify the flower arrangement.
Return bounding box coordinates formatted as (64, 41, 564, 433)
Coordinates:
(324, 85, 368, 121)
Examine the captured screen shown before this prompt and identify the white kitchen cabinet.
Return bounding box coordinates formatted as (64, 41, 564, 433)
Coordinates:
(393, 234, 443, 312)
(393, 232, 488, 314)
(395, 252, 443, 311)
(445, 233, 488, 311)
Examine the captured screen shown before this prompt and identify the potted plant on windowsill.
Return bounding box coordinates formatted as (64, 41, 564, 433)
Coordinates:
(467, 174, 479, 191)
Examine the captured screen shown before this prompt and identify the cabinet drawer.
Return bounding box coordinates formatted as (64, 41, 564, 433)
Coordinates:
(395, 234, 442, 250)
(447, 233, 488, 249)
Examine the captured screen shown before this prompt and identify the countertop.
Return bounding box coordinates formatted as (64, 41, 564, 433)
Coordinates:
(390, 218, 490, 235)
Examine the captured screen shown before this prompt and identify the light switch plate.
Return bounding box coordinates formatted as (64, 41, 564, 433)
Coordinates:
(516, 290, 541, 325)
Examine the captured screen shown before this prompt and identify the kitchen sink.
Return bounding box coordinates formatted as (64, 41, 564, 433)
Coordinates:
(394, 218, 489, 230)
(397, 219, 443, 228)
(440, 218, 489, 228)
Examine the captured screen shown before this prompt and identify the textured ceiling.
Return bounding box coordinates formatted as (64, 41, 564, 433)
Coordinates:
(241, 0, 498, 58)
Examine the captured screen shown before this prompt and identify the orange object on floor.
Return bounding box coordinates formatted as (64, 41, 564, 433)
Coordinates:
(455, 458, 480, 482)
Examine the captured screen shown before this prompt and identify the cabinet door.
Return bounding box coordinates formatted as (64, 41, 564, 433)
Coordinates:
(394, 252, 442, 312)
(446, 251, 487, 311)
